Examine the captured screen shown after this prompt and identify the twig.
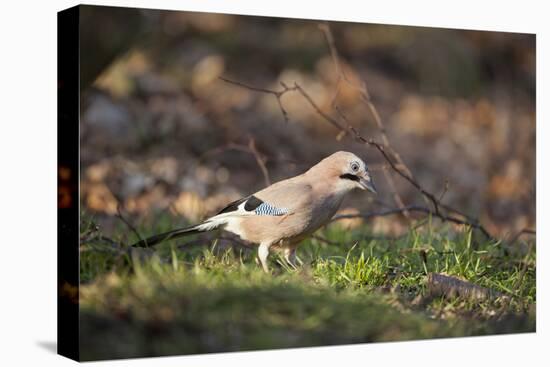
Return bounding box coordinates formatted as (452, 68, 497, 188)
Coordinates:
(116, 204, 144, 243)
(312, 234, 339, 246)
(334, 105, 410, 218)
(247, 137, 271, 186)
(319, 24, 435, 214)
(438, 179, 450, 202)
(293, 83, 347, 131)
(382, 166, 411, 218)
(331, 205, 495, 240)
(319, 23, 365, 106)
(219, 77, 298, 123)
(80, 233, 122, 248)
(507, 227, 537, 244)
(516, 228, 536, 236)
(198, 143, 305, 168)
(80, 241, 123, 254)
(194, 137, 272, 187)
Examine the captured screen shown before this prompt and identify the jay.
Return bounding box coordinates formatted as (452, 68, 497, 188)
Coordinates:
(133, 151, 376, 272)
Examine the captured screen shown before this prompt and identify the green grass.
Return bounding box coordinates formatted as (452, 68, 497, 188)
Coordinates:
(79, 213, 536, 361)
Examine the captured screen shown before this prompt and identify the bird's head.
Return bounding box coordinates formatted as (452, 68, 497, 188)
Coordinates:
(312, 151, 377, 194)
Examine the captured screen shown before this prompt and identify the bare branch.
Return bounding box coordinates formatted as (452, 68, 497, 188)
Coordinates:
(334, 105, 410, 218)
(382, 167, 411, 218)
(319, 24, 415, 218)
(507, 227, 537, 244)
(331, 205, 495, 241)
(293, 83, 348, 131)
(312, 234, 339, 246)
(247, 137, 271, 186)
(195, 137, 272, 187)
(116, 204, 143, 243)
(438, 179, 450, 202)
(321, 24, 434, 211)
(219, 76, 297, 123)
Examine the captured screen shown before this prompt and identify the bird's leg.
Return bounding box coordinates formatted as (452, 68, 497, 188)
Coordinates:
(283, 247, 298, 269)
(258, 242, 271, 273)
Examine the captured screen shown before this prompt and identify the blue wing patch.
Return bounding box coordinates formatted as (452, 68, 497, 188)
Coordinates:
(254, 202, 288, 216)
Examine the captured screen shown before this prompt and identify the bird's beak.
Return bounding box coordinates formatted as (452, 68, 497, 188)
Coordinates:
(359, 175, 377, 194)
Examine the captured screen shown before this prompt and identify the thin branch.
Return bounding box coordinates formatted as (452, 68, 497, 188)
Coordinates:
(320, 21, 415, 218)
(362, 138, 445, 218)
(382, 166, 411, 218)
(116, 203, 143, 243)
(219, 77, 297, 123)
(312, 234, 339, 246)
(80, 233, 122, 248)
(438, 179, 450, 202)
(194, 138, 272, 187)
(319, 24, 434, 213)
(293, 82, 348, 131)
(331, 205, 495, 240)
(334, 105, 410, 218)
(247, 136, 271, 186)
(319, 23, 367, 106)
(507, 227, 537, 244)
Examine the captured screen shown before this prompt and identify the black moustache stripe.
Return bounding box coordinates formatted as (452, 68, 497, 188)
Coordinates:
(339, 173, 360, 182)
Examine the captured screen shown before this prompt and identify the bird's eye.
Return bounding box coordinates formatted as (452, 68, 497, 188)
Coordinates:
(350, 162, 360, 172)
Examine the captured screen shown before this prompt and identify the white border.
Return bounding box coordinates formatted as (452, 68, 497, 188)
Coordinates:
(0, 0, 546, 366)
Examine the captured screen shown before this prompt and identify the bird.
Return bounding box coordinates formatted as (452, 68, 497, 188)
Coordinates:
(132, 151, 377, 272)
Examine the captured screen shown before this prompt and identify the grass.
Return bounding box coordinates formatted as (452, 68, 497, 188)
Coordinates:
(79, 212, 536, 361)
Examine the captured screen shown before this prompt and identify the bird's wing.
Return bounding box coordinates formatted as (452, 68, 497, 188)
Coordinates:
(213, 178, 312, 219)
(254, 179, 313, 215)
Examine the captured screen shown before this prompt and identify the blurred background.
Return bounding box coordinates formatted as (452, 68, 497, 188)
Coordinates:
(79, 5, 536, 239)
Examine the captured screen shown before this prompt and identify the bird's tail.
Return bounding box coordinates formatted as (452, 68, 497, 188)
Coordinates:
(131, 220, 221, 248)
